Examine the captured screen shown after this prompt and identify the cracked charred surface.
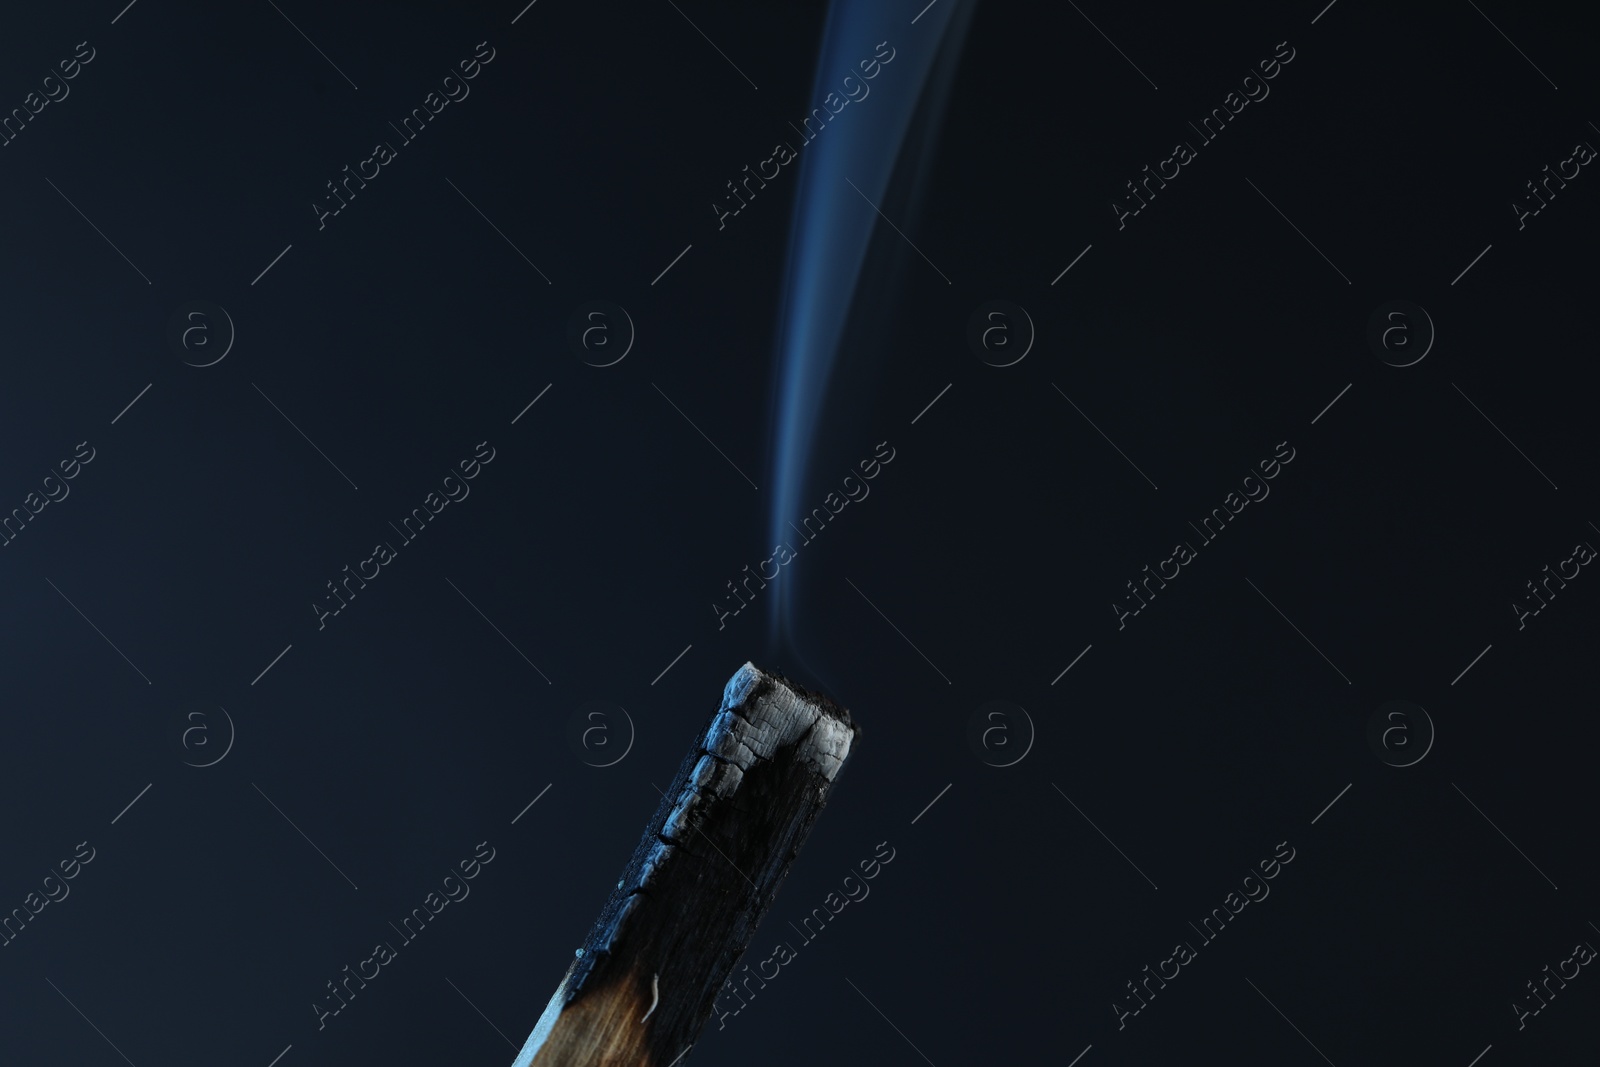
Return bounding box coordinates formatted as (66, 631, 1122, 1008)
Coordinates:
(518, 662, 858, 1067)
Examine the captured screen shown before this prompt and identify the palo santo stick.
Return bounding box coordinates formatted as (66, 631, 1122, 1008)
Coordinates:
(511, 662, 858, 1067)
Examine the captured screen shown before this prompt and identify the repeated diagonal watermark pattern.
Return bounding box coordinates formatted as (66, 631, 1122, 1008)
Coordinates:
(44, 577, 152, 684)
(511, 383, 553, 424)
(1051, 783, 1158, 890)
(1243, 177, 1351, 284)
(1451, 643, 1492, 686)
(111, 383, 153, 425)
(44, 979, 138, 1067)
(44, 177, 151, 285)
(252, 644, 293, 685)
(652, 383, 759, 489)
(446, 977, 518, 1049)
(512, 783, 553, 825)
(1465, 0, 1558, 89)
(910, 383, 952, 425)
(1451, 243, 1492, 286)
(651, 781, 758, 889)
(844, 577, 952, 684)
(651, 643, 693, 686)
(1450, 383, 1558, 489)
(843, 977, 938, 1067)
(1311, 783, 1351, 825)
(652, 243, 693, 285)
(265, 0, 359, 90)
(445, 577, 552, 683)
(251, 383, 361, 490)
(1310, 383, 1351, 425)
(911, 783, 951, 825)
(844, 177, 951, 284)
(252, 782, 360, 890)
(1051, 243, 1093, 284)
(1244, 577, 1352, 685)
(1244, 977, 1337, 1066)
(1065, 0, 1157, 90)
(1051, 643, 1093, 684)
(252, 244, 293, 285)
(1049, 383, 1159, 489)
(663, 0, 758, 89)
(111, 783, 153, 825)
(444, 178, 552, 283)
(1451, 782, 1558, 890)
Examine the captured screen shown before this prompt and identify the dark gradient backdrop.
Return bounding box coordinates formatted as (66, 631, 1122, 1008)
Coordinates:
(2, 1, 1597, 1065)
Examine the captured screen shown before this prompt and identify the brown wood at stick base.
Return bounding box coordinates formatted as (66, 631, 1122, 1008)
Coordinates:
(510, 662, 858, 1067)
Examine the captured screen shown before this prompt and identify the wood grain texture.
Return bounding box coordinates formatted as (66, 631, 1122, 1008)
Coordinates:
(511, 662, 857, 1067)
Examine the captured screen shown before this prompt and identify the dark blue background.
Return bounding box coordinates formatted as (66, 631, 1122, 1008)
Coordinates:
(1, 1, 1596, 1064)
